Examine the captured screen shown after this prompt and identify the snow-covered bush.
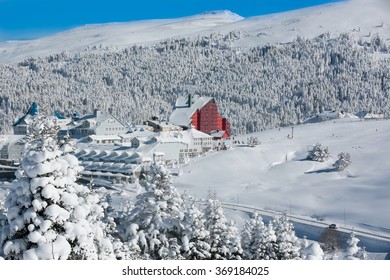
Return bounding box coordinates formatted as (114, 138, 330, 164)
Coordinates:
(333, 152, 351, 171)
(301, 241, 324, 260)
(1, 115, 115, 260)
(357, 246, 368, 260)
(307, 143, 330, 162)
(247, 136, 260, 147)
(319, 228, 343, 254)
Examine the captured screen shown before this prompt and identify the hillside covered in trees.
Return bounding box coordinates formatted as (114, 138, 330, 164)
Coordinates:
(0, 31, 389, 135)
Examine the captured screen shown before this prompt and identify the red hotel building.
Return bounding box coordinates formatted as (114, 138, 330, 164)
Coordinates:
(169, 95, 230, 138)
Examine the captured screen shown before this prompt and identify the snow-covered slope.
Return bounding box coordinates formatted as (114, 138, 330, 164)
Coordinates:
(174, 119, 390, 235)
(1, 0, 389, 64)
(217, 0, 390, 48)
(0, 11, 243, 64)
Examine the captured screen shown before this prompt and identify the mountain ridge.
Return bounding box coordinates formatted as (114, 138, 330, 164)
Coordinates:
(1, 0, 389, 64)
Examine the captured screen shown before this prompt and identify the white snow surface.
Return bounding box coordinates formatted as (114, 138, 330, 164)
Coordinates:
(1, 0, 390, 64)
(302, 242, 324, 260)
(174, 119, 390, 234)
(0, 11, 242, 64)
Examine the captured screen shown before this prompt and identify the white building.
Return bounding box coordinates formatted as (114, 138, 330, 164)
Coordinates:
(0, 135, 26, 161)
(74, 125, 215, 182)
(138, 127, 214, 163)
(144, 119, 183, 133)
(74, 110, 128, 136)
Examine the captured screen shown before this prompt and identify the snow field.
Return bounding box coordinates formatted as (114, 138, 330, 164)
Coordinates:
(174, 119, 390, 234)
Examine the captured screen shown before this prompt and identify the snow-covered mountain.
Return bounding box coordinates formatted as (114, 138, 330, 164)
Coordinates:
(217, 0, 390, 48)
(0, 10, 243, 64)
(0, 0, 389, 64)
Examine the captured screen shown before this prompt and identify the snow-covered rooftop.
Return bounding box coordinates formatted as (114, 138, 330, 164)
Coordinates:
(210, 130, 226, 138)
(169, 95, 213, 127)
(89, 135, 122, 141)
(188, 127, 213, 139)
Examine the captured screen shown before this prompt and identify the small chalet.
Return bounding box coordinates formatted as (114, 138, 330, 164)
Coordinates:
(169, 94, 230, 138)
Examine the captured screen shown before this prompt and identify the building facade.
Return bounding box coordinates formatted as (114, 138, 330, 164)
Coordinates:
(169, 95, 230, 138)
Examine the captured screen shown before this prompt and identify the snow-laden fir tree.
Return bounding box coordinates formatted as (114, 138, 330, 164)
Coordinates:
(307, 143, 330, 162)
(125, 161, 185, 259)
(166, 237, 184, 260)
(272, 214, 301, 260)
(224, 220, 243, 260)
(181, 199, 211, 260)
(242, 214, 279, 260)
(345, 231, 361, 260)
(94, 187, 139, 260)
(241, 212, 266, 260)
(262, 221, 278, 260)
(333, 152, 351, 171)
(241, 213, 257, 260)
(1, 114, 115, 260)
(204, 194, 242, 260)
(0, 198, 7, 257)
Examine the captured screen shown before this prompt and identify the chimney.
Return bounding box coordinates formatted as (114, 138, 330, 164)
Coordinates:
(94, 109, 102, 118)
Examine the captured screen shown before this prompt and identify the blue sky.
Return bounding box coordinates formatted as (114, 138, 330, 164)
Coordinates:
(0, 0, 343, 41)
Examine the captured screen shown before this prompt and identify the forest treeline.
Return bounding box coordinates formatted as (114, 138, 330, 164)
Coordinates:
(0, 31, 389, 134)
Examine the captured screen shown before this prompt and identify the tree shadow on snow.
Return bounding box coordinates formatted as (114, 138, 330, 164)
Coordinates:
(296, 157, 312, 162)
(305, 167, 337, 174)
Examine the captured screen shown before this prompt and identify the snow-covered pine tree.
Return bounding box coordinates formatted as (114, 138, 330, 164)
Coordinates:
(241, 212, 266, 260)
(333, 152, 352, 171)
(272, 214, 301, 260)
(261, 221, 278, 260)
(204, 195, 241, 260)
(0, 198, 7, 257)
(307, 143, 330, 162)
(181, 199, 211, 260)
(166, 237, 184, 260)
(224, 220, 243, 260)
(1, 114, 115, 260)
(241, 214, 256, 260)
(242, 214, 278, 260)
(125, 161, 185, 259)
(345, 231, 361, 260)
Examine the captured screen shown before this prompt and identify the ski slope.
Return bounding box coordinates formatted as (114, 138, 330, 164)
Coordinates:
(1, 0, 389, 64)
(173, 118, 390, 237)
